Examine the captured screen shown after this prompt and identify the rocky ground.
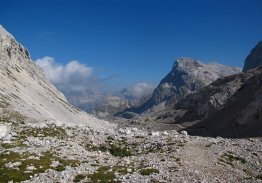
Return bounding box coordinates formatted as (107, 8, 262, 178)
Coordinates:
(0, 109, 262, 183)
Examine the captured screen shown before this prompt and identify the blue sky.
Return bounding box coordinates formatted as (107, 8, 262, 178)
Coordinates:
(1, 0, 262, 88)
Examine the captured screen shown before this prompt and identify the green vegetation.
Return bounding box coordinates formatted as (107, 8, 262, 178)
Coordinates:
(85, 144, 108, 152)
(86, 166, 132, 183)
(0, 111, 25, 125)
(218, 152, 246, 167)
(88, 166, 119, 183)
(0, 150, 81, 182)
(85, 143, 132, 158)
(19, 127, 67, 139)
(73, 174, 86, 182)
(139, 168, 159, 176)
(106, 136, 114, 141)
(109, 145, 132, 157)
(0, 140, 28, 149)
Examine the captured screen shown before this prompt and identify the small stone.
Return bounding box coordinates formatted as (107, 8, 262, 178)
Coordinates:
(181, 131, 188, 136)
(163, 131, 169, 136)
(152, 131, 160, 136)
(27, 166, 36, 171)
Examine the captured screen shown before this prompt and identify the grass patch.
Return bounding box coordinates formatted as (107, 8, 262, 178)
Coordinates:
(88, 166, 119, 183)
(0, 111, 25, 125)
(19, 127, 67, 139)
(139, 168, 159, 176)
(85, 144, 108, 152)
(1, 140, 28, 149)
(109, 145, 132, 157)
(85, 143, 132, 158)
(73, 174, 86, 182)
(218, 152, 246, 167)
(0, 150, 80, 182)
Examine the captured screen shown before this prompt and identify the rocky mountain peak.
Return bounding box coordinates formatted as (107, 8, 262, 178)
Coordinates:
(0, 25, 31, 68)
(173, 57, 202, 69)
(123, 57, 241, 114)
(243, 41, 262, 72)
(0, 25, 15, 41)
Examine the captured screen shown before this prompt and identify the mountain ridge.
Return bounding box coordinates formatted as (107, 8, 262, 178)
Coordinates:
(121, 57, 241, 115)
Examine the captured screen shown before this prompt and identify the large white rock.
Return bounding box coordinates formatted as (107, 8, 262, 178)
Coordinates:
(0, 125, 8, 139)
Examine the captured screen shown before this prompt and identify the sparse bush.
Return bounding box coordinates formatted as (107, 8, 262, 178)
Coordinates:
(139, 168, 159, 176)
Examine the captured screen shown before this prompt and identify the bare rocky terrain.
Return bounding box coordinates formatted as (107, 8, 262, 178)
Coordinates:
(0, 25, 262, 183)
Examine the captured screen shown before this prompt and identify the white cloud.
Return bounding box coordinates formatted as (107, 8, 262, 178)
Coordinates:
(35, 56, 156, 112)
(132, 82, 155, 98)
(35, 56, 93, 85)
(119, 82, 155, 100)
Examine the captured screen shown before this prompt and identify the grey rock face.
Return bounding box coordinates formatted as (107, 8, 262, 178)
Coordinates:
(129, 57, 240, 114)
(192, 67, 262, 137)
(243, 41, 262, 72)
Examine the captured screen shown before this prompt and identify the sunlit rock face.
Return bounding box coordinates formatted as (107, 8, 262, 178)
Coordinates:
(128, 57, 240, 114)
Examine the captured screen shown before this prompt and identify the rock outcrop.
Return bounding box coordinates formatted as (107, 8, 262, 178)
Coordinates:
(126, 57, 240, 114)
(150, 65, 262, 137)
(189, 66, 262, 137)
(243, 41, 262, 72)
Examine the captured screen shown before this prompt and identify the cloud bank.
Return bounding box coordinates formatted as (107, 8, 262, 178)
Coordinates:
(35, 56, 155, 111)
(35, 56, 93, 91)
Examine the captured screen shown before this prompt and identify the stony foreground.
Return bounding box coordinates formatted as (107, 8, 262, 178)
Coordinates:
(0, 112, 262, 183)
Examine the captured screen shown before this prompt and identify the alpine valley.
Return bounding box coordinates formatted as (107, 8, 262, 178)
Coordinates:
(0, 26, 262, 183)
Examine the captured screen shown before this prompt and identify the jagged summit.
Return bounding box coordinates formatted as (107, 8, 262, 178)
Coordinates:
(0, 25, 15, 40)
(243, 41, 262, 72)
(0, 24, 32, 69)
(123, 57, 241, 114)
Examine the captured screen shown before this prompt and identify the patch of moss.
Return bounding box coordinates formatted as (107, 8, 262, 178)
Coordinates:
(178, 144, 185, 147)
(218, 152, 246, 167)
(106, 136, 114, 141)
(0, 150, 81, 182)
(112, 166, 132, 175)
(88, 166, 119, 183)
(109, 145, 132, 157)
(139, 168, 159, 176)
(55, 164, 66, 171)
(0, 150, 50, 182)
(0, 111, 25, 125)
(85, 143, 132, 158)
(73, 174, 86, 182)
(85, 144, 108, 152)
(1, 140, 28, 149)
(256, 174, 262, 180)
(19, 127, 67, 139)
